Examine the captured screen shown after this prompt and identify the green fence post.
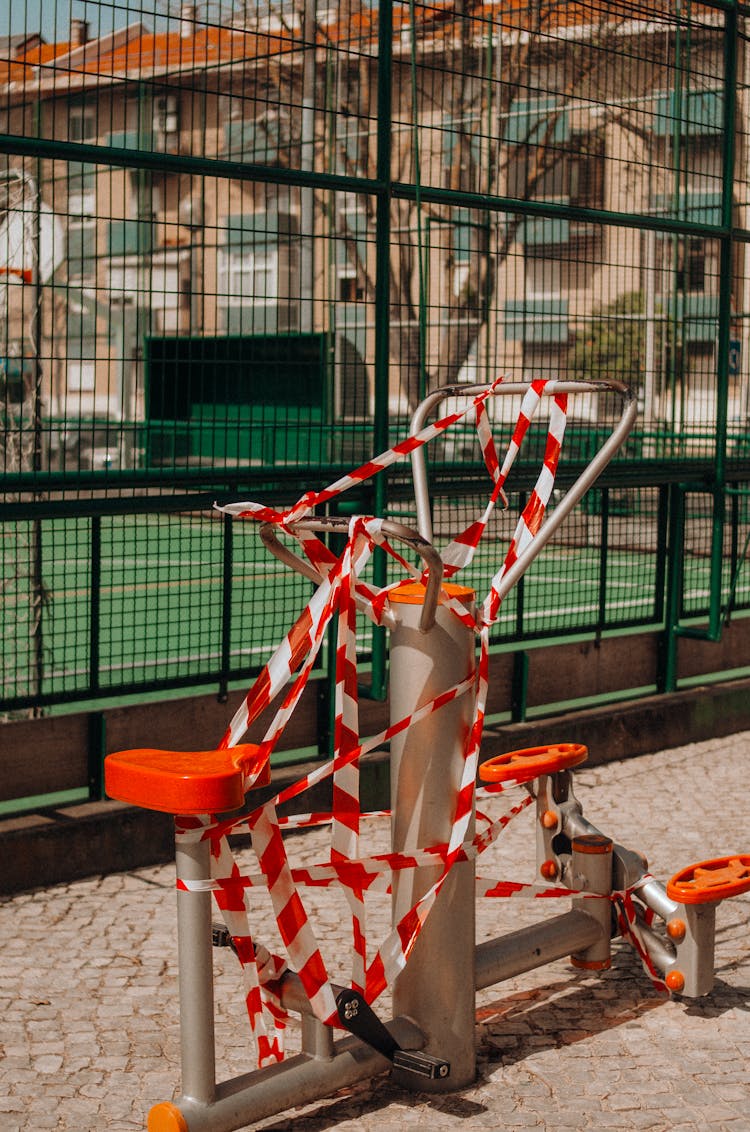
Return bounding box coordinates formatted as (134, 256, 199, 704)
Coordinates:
(511, 650, 529, 724)
(219, 512, 233, 703)
(88, 711, 106, 800)
(89, 514, 101, 698)
(368, 0, 394, 703)
(661, 483, 686, 694)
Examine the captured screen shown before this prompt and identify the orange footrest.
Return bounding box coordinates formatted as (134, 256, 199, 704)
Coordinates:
(479, 742, 587, 785)
(104, 743, 269, 815)
(666, 854, 750, 904)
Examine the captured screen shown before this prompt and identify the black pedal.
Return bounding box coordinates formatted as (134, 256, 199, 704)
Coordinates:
(393, 1049, 451, 1080)
(336, 988, 399, 1060)
(212, 924, 234, 949)
(335, 988, 450, 1080)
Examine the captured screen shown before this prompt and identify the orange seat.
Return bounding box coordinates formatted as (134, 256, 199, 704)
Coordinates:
(104, 743, 270, 815)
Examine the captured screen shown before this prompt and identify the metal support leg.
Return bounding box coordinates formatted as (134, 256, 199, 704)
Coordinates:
(175, 834, 216, 1106)
(673, 903, 717, 997)
(153, 1018, 425, 1132)
(301, 1015, 336, 1061)
(570, 834, 614, 970)
(475, 909, 607, 988)
(388, 586, 477, 1090)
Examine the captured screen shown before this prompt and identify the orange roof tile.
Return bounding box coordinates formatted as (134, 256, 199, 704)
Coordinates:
(1, 1, 682, 92)
(22, 41, 76, 64)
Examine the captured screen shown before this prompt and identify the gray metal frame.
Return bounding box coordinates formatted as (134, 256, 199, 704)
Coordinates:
(139, 381, 722, 1131)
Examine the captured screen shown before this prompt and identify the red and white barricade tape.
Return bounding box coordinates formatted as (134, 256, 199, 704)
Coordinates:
(173, 377, 652, 1069)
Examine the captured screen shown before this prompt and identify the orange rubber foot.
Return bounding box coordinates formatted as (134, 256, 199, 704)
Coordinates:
(666, 854, 750, 904)
(479, 742, 587, 785)
(148, 1102, 189, 1132)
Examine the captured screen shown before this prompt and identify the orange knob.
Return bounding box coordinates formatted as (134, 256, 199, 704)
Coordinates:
(540, 859, 558, 880)
(540, 810, 559, 830)
(665, 970, 685, 993)
(666, 918, 687, 942)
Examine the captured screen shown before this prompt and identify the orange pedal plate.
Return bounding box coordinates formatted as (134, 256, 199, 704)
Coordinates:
(479, 742, 587, 785)
(666, 854, 750, 904)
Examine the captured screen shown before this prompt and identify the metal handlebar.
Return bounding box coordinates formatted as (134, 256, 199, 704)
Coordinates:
(261, 379, 636, 632)
(409, 380, 637, 603)
(260, 516, 445, 632)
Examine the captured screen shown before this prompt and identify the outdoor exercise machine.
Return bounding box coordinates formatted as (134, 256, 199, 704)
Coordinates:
(105, 378, 750, 1132)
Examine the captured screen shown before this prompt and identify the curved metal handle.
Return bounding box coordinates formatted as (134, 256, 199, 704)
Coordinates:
(260, 516, 445, 632)
(409, 379, 637, 547)
(260, 523, 325, 587)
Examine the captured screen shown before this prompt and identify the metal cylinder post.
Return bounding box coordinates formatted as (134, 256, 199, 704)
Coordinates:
(388, 582, 477, 1090)
(174, 834, 217, 1105)
(570, 833, 614, 970)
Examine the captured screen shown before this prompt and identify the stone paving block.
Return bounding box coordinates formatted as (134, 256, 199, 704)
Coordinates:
(1, 735, 749, 1130)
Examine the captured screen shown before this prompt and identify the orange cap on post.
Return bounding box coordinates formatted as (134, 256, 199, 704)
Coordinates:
(388, 580, 475, 605)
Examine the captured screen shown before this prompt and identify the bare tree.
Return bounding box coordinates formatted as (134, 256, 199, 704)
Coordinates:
(175, 0, 710, 410)
(314, 0, 677, 409)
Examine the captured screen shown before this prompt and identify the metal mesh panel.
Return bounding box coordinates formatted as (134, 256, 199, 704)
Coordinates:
(43, 516, 91, 698)
(0, 0, 748, 731)
(681, 489, 722, 618)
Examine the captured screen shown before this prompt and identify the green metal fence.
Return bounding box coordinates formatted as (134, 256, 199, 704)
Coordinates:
(2, 1, 750, 733)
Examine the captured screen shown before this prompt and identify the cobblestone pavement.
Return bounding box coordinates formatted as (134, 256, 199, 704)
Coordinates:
(2, 734, 749, 1132)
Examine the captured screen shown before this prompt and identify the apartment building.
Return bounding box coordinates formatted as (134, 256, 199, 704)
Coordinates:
(0, 1, 743, 470)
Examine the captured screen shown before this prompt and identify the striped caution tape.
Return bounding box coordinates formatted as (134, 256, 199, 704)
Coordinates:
(175, 378, 584, 1066)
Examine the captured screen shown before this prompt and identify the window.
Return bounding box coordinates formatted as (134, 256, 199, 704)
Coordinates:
(107, 219, 153, 257)
(218, 234, 280, 334)
(442, 114, 483, 172)
(651, 191, 723, 227)
(67, 162, 97, 284)
(69, 104, 96, 144)
(106, 220, 153, 305)
(67, 217, 96, 284)
(507, 129, 604, 210)
(66, 305, 97, 392)
(337, 123, 369, 173)
(107, 260, 139, 304)
(224, 113, 287, 165)
(525, 255, 562, 297)
(656, 235, 720, 298)
(568, 130, 605, 209)
(218, 212, 300, 335)
(338, 275, 364, 303)
(503, 98, 569, 147)
(451, 208, 480, 298)
(522, 344, 566, 382)
(676, 238, 706, 293)
(153, 94, 179, 138)
(504, 298, 569, 344)
(336, 195, 368, 301)
(653, 88, 723, 138)
(67, 162, 96, 216)
(67, 359, 96, 392)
